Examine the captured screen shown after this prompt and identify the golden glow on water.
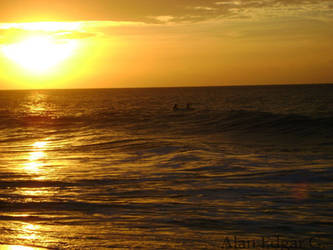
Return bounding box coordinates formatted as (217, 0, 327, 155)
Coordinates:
(32, 142, 48, 149)
(18, 224, 40, 240)
(17, 224, 41, 241)
(0, 88, 331, 248)
(29, 105, 46, 113)
(18, 93, 62, 179)
(29, 151, 45, 161)
(5, 214, 31, 218)
(23, 140, 49, 175)
(0, 225, 45, 250)
(20, 189, 50, 197)
(23, 162, 43, 174)
(0, 245, 46, 250)
(24, 93, 49, 174)
(25, 93, 48, 115)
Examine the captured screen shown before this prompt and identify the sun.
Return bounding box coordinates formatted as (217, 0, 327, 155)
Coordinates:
(2, 35, 77, 74)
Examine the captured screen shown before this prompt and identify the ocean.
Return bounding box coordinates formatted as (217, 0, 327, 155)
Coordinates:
(0, 85, 332, 249)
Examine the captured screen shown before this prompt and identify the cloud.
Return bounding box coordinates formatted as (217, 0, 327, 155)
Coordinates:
(55, 31, 98, 39)
(0, 20, 154, 44)
(0, 0, 332, 24)
(0, 27, 98, 45)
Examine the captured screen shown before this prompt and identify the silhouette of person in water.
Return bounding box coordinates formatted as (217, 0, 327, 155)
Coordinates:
(173, 103, 194, 111)
(173, 104, 179, 111)
(186, 103, 192, 110)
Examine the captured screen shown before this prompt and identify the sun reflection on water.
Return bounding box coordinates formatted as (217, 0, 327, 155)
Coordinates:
(25, 93, 47, 115)
(17, 223, 41, 241)
(32, 141, 48, 149)
(0, 246, 46, 250)
(29, 151, 45, 161)
(23, 162, 43, 174)
(23, 140, 49, 176)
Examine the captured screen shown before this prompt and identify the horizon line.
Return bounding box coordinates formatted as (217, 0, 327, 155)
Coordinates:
(1, 82, 332, 91)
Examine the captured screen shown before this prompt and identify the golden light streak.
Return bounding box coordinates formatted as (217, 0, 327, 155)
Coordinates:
(32, 141, 49, 149)
(0, 21, 82, 31)
(13, 224, 42, 244)
(23, 162, 44, 173)
(0, 246, 45, 250)
(29, 151, 45, 161)
(23, 139, 50, 174)
(2, 224, 43, 247)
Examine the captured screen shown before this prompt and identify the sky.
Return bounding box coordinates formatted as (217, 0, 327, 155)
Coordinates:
(0, 0, 332, 89)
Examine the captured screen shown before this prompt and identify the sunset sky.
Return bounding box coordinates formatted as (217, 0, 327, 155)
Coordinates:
(0, 0, 332, 89)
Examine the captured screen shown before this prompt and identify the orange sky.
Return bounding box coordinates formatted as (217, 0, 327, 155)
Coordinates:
(0, 0, 332, 89)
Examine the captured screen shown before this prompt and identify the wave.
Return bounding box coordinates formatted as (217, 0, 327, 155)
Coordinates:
(191, 110, 333, 136)
(1, 109, 332, 140)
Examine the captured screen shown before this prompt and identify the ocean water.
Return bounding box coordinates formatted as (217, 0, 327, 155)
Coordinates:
(0, 85, 332, 249)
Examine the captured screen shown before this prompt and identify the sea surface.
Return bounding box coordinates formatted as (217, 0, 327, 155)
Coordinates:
(0, 85, 332, 249)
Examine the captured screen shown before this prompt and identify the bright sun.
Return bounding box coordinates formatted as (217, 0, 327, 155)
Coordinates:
(2, 35, 77, 74)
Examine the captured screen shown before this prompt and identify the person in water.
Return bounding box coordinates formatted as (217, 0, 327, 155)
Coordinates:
(186, 103, 193, 110)
(173, 103, 194, 111)
(173, 104, 179, 111)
